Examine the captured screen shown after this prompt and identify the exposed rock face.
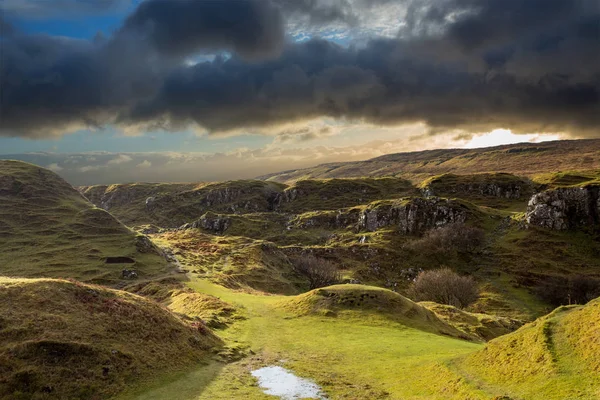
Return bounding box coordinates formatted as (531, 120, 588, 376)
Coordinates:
(180, 213, 231, 233)
(526, 186, 600, 230)
(358, 198, 469, 234)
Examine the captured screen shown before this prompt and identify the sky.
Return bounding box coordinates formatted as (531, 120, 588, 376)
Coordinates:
(0, 0, 599, 185)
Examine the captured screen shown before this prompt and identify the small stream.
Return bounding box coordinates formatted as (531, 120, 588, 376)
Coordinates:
(251, 366, 326, 400)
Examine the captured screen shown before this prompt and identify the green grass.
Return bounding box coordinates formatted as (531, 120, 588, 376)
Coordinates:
(458, 298, 600, 399)
(0, 160, 169, 283)
(533, 170, 600, 188)
(119, 278, 600, 400)
(120, 279, 487, 400)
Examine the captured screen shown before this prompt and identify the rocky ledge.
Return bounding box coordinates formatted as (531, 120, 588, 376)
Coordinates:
(358, 197, 470, 234)
(526, 186, 600, 230)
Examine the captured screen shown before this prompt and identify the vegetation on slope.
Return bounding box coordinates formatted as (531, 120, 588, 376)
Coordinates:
(0, 277, 220, 400)
(280, 284, 473, 340)
(152, 231, 305, 294)
(420, 302, 523, 341)
(121, 278, 487, 400)
(126, 278, 241, 329)
(0, 160, 168, 283)
(458, 298, 600, 399)
(420, 172, 534, 211)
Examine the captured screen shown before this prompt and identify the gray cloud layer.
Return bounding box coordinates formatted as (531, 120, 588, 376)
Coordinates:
(1, 0, 599, 138)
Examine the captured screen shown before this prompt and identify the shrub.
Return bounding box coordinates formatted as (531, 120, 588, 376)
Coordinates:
(534, 275, 600, 307)
(407, 223, 485, 255)
(293, 255, 342, 289)
(408, 268, 479, 308)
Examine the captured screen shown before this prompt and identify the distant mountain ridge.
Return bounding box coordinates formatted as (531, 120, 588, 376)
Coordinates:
(258, 139, 600, 183)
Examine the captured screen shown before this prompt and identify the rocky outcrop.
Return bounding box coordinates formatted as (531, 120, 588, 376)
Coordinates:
(526, 186, 600, 230)
(180, 212, 231, 234)
(422, 173, 532, 200)
(358, 197, 470, 234)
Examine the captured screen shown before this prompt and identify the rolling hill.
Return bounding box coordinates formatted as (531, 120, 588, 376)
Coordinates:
(0, 160, 169, 283)
(0, 277, 221, 400)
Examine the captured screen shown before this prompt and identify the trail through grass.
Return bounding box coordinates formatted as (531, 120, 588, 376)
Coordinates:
(120, 278, 489, 400)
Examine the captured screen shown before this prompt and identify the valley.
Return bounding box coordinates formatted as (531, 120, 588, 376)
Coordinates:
(1, 141, 600, 399)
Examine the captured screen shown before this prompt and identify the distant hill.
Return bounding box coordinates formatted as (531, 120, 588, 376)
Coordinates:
(259, 139, 600, 183)
(0, 160, 169, 283)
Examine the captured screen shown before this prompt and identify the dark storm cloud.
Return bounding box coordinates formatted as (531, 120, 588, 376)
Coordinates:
(1, 0, 599, 138)
(119, 0, 285, 60)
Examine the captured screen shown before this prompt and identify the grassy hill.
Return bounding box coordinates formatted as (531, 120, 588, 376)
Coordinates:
(0, 160, 169, 283)
(280, 285, 474, 340)
(458, 298, 600, 399)
(0, 277, 221, 400)
(259, 139, 600, 184)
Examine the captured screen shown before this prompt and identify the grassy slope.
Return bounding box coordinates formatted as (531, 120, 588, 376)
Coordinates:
(458, 298, 600, 399)
(119, 278, 600, 400)
(120, 279, 488, 400)
(259, 139, 600, 184)
(419, 172, 534, 211)
(0, 160, 169, 283)
(0, 277, 220, 400)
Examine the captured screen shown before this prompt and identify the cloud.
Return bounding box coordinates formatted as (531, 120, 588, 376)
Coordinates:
(79, 165, 104, 173)
(107, 154, 133, 164)
(118, 0, 285, 61)
(46, 163, 63, 172)
(137, 160, 152, 168)
(1, 0, 599, 139)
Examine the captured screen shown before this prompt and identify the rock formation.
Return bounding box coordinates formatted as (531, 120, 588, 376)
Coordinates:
(526, 186, 600, 230)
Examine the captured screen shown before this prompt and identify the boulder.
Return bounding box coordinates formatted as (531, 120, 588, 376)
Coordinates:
(526, 186, 600, 230)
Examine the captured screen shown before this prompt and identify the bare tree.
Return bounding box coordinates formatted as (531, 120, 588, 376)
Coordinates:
(408, 268, 479, 308)
(293, 255, 342, 289)
(407, 223, 485, 255)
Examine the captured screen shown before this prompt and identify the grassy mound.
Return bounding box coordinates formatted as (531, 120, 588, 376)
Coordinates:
(0, 160, 168, 283)
(280, 284, 473, 340)
(420, 173, 533, 211)
(0, 277, 221, 400)
(278, 177, 418, 212)
(127, 278, 241, 329)
(458, 298, 600, 399)
(420, 302, 523, 341)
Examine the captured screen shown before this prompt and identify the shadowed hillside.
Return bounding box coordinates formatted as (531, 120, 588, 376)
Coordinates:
(0, 160, 169, 283)
(0, 277, 221, 400)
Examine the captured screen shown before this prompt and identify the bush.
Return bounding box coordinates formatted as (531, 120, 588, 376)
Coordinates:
(408, 268, 479, 308)
(534, 275, 600, 307)
(407, 223, 485, 255)
(293, 255, 342, 290)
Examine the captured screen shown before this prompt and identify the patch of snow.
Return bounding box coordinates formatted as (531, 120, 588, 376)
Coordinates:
(251, 366, 326, 400)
